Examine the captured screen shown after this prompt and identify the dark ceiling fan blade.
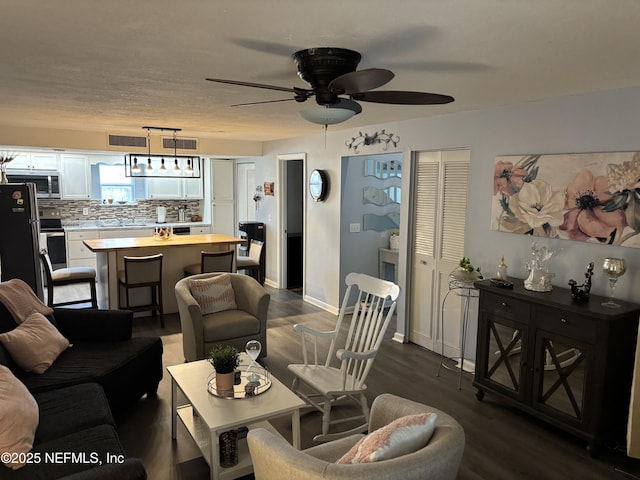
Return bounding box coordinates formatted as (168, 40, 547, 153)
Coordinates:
(206, 78, 304, 94)
(230, 98, 296, 107)
(329, 68, 394, 94)
(353, 90, 454, 105)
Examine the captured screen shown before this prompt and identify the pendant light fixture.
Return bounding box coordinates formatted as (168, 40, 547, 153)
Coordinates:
(125, 126, 201, 178)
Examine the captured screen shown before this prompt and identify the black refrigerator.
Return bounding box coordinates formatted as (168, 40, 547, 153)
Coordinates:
(0, 183, 44, 299)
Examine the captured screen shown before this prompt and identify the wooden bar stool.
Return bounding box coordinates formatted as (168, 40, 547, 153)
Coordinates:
(237, 240, 265, 285)
(183, 250, 235, 277)
(39, 249, 98, 308)
(118, 253, 164, 327)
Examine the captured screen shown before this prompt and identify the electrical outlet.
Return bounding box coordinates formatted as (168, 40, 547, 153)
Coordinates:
(82, 207, 89, 215)
(349, 223, 361, 233)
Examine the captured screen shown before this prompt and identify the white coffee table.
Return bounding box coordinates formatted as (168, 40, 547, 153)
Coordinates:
(168, 353, 305, 480)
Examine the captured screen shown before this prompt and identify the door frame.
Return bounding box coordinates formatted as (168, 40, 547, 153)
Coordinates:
(276, 153, 307, 292)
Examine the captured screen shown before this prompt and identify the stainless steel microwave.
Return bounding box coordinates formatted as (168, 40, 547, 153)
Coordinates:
(6, 170, 61, 199)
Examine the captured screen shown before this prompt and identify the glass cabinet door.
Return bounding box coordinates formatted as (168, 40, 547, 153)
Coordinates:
(479, 316, 528, 400)
(532, 331, 590, 426)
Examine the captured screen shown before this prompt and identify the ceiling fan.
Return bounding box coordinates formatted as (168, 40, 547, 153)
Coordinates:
(206, 47, 454, 125)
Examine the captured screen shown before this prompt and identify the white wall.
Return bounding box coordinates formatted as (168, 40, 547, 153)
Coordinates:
(254, 86, 640, 320)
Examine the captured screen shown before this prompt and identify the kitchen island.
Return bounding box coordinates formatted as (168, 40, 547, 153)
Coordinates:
(84, 233, 244, 313)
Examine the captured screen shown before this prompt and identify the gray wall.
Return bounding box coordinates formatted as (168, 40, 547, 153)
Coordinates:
(251, 87, 640, 326)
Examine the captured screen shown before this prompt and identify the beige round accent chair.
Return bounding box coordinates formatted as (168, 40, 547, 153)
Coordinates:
(175, 272, 270, 362)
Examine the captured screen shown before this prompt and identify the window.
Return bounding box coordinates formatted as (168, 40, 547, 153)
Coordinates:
(98, 164, 134, 202)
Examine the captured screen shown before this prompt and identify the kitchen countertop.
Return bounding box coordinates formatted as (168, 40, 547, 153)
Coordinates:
(63, 221, 211, 231)
(85, 233, 244, 313)
(83, 233, 243, 252)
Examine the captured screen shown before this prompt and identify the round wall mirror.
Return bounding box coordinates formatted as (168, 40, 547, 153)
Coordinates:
(309, 169, 328, 202)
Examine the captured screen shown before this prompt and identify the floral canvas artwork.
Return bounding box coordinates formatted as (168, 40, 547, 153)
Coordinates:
(491, 152, 640, 248)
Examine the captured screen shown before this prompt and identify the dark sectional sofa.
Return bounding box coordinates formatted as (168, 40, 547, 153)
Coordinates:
(0, 303, 163, 479)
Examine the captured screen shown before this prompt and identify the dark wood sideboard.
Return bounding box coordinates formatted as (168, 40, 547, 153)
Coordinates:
(473, 278, 640, 454)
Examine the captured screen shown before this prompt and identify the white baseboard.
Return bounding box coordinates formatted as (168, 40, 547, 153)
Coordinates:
(303, 295, 340, 315)
(263, 278, 277, 288)
(392, 332, 405, 343)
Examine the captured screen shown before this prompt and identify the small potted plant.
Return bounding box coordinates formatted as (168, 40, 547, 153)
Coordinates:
(450, 257, 484, 285)
(208, 344, 240, 393)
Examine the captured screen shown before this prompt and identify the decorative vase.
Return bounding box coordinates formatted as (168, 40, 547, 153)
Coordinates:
(389, 234, 400, 250)
(216, 371, 235, 394)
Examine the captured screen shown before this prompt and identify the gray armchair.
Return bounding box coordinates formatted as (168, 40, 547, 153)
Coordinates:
(247, 393, 465, 480)
(175, 272, 270, 362)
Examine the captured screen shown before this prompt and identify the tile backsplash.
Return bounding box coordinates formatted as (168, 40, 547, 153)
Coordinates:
(39, 199, 203, 225)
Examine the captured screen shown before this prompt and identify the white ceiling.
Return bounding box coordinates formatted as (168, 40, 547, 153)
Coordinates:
(1, 1, 639, 143)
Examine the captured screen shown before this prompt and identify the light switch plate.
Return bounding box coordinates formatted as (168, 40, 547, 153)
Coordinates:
(82, 207, 89, 215)
(349, 223, 361, 233)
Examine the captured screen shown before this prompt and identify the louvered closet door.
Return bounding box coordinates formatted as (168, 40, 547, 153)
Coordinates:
(409, 150, 470, 355)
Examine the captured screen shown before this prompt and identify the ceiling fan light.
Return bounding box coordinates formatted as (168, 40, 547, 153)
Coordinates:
(300, 107, 355, 125)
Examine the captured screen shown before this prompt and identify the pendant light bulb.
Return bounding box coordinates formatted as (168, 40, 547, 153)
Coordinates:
(159, 158, 167, 172)
(132, 157, 141, 173)
(185, 158, 193, 173)
(173, 158, 181, 172)
(146, 158, 153, 172)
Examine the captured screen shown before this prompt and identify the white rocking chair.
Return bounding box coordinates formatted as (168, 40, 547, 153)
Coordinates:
(288, 272, 400, 441)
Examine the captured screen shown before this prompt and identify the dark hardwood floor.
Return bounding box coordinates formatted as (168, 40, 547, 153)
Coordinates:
(70, 284, 640, 479)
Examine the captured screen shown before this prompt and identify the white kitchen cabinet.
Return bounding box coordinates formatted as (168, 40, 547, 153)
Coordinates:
(66, 230, 99, 270)
(190, 225, 211, 234)
(146, 177, 183, 199)
(99, 228, 153, 239)
(7, 152, 59, 170)
(210, 160, 235, 235)
(146, 176, 202, 199)
(212, 201, 235, 236)
(211, 160, 234, 201)
(61, 154, 91, 199)
(183, 176, 204, 199)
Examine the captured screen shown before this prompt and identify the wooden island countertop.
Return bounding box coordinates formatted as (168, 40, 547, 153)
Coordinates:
(83, 233, 244, 252)
(84, 233, 245, 313)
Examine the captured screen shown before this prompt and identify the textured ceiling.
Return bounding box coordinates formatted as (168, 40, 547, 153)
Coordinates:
(1, 1, 639, 142)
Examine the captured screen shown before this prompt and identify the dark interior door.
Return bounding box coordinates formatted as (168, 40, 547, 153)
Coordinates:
(285, 160, 303, 289)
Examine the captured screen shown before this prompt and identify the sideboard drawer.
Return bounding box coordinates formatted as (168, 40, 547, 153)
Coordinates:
(480, 291, 530, 321)
(536, 306, 597, 343)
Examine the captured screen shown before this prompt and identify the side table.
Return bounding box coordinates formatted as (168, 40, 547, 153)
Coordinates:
(437, 279, 479, 389)
(378, 248, 399, 283)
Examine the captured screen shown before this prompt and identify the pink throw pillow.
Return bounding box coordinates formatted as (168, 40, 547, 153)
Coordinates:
(337, 413, 437, 464)
(189, 274, 237, 314)
(0, 311, 70, 374)
(0, 365, 39, 469)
